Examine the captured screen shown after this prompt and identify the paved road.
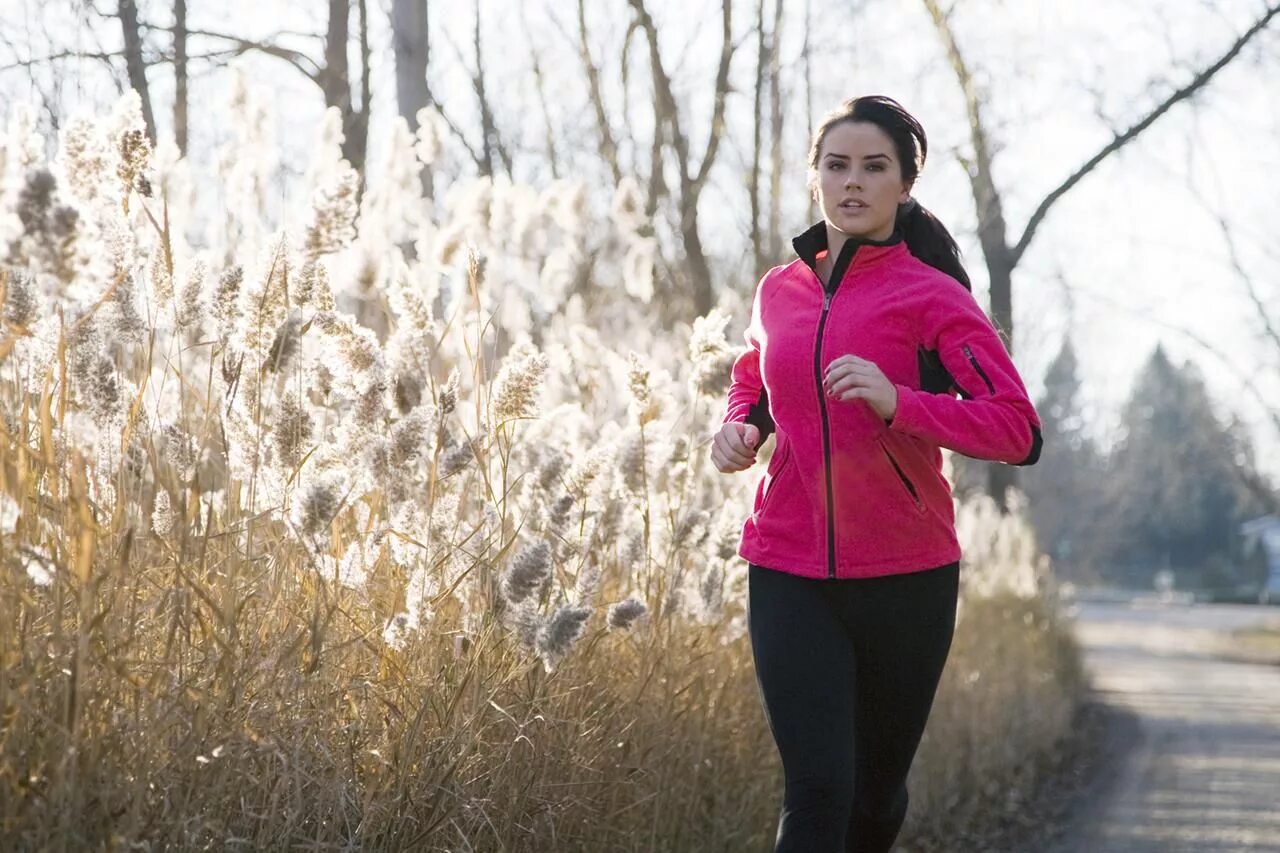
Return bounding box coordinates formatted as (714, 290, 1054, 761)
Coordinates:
(1052, 600, 1280, 852)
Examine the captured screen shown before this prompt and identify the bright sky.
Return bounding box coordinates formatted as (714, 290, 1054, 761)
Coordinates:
(3, 0, 1279, 476)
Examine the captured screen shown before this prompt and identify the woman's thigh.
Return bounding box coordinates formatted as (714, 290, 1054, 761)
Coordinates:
(841, 563, 960, 801)
(747, 564, 859, 781)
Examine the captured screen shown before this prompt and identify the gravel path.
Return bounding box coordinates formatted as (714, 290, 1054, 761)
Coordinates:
(1050, 600, 1280, 853)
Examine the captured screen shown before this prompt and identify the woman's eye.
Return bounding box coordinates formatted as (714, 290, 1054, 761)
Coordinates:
(867, 164, 883, 172)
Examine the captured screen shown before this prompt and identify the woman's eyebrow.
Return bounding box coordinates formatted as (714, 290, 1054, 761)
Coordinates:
(863, 152, 893, 161)
(823, 153, 851, 162)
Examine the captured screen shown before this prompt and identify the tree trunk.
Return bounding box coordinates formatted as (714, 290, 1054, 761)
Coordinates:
(627, 0, 733, 319)
(391, 0, 433, 196)
(173, 0, 187, 154)
(118, 0, 156, 141)
(681, 194, 714, 317)
(323, 0, 368, 173)
(767, 0, 784, 263)
(749, 0, 766, 277)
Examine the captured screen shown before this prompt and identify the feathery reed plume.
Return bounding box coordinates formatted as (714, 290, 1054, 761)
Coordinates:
(3, 267, 36, 327)
(292, 474, 343, 540)
(110, 272, 146, 341)
(617, 428, 646, 495)
(305, 162, 358, 258)
(175, 258, 206, 330)
(212, 265, 243, 343)
(536, 605, 591, 672)
(9, 169, 83, 284)
(689, 309, 737, 397)
(502, 540, 552, 605)
(272, 394, 313, 471)
(574, 558, 602, 607)
(626, 352, 663, 425)
(265, 312, 304, 375)
(505, 599, 543, 651)
(491, 343, 549, 424)
(58, 116, 109, 203)
(152, 489, 174, 536)
(116, 126, 153, 200)
(439, 440, 475, 479)
(607, 596, 648, 632)
(161, 422, 200, 483)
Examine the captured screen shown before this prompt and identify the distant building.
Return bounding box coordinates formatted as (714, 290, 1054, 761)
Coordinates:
(1240, 516, 1280, 603)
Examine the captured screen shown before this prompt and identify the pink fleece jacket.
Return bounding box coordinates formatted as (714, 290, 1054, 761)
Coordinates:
(722, 223, 1042, 580)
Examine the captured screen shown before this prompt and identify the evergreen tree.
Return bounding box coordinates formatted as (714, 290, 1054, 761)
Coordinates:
(1101, 345, 1263, 588)
(1023, 337, 1104, 581)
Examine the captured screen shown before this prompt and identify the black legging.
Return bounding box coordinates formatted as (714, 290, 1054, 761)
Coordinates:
(747, 561, 960, 853)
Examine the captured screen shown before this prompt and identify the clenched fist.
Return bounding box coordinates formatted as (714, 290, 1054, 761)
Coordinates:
(711, 422, 761, 473)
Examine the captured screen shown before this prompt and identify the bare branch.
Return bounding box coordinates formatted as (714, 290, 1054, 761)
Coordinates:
(142, 25, 323, 81)
(577, 0, 621, 185)
(525, 3, 561, 179)
(921, 0, 1009, 262)
(1011, 3, 1280, 264)
(692, 0, 734, 191)
(1215, 213, 1280, 359)
(628, 0, 690, 181)
(1068, 279, 1280, 440)
(0, 50, 123, 72)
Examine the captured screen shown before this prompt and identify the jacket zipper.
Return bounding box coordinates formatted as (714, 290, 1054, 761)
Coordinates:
(815, 287, 837, 579)
(813, 240, 861, 579)
(963, 344, 996, 395)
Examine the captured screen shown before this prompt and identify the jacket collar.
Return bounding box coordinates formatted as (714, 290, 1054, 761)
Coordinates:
(792, 221, 906, 287)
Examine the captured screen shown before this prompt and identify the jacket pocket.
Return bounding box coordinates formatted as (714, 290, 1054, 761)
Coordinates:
(962, 344, 996, 395)
(879, 438, 925, 513)
(758, 436, 793, 515)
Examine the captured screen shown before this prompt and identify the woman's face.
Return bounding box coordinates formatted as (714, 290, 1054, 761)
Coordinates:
(812, 121, 911, 242)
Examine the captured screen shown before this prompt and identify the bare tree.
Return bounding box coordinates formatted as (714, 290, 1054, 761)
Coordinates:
(627, 0, 736, 317)
(749, 0, 767, 276)
(577, 0, 622, 186)
(118, 0, 155, 141)
(322, 0, 372, 173)
(922, 0, 1280, 507)
(766, 0, 784, 264)
(391, 0, 433, 195)
(470, 2, 509, 177)
(173, 0, 187, 154)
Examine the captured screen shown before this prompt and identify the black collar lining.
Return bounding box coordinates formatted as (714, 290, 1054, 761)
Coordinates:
(791, 221, 903, 290)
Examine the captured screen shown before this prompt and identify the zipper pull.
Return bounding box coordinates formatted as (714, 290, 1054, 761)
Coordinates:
(823, 290, 832, 310)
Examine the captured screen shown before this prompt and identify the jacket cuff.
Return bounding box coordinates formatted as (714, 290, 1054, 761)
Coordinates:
(887, 384, 923, 435)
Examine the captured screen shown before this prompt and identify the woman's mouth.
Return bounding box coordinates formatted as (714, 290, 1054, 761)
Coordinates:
(839, 200, 867, 211)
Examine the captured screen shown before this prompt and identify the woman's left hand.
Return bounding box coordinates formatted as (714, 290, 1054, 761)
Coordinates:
(823, 355, 898, 422)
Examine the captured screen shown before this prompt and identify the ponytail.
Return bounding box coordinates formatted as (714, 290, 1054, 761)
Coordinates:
(896, 198, 971, 291)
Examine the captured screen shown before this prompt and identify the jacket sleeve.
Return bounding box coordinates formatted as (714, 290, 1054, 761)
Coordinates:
(887, 279, 1042, 465)
(721, 271, 776, 442)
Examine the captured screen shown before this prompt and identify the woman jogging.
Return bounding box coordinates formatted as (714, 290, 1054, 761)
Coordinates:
(711, 95, 1043, 853)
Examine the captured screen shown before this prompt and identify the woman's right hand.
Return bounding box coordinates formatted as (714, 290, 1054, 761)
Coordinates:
(711, 422, 761, 473)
